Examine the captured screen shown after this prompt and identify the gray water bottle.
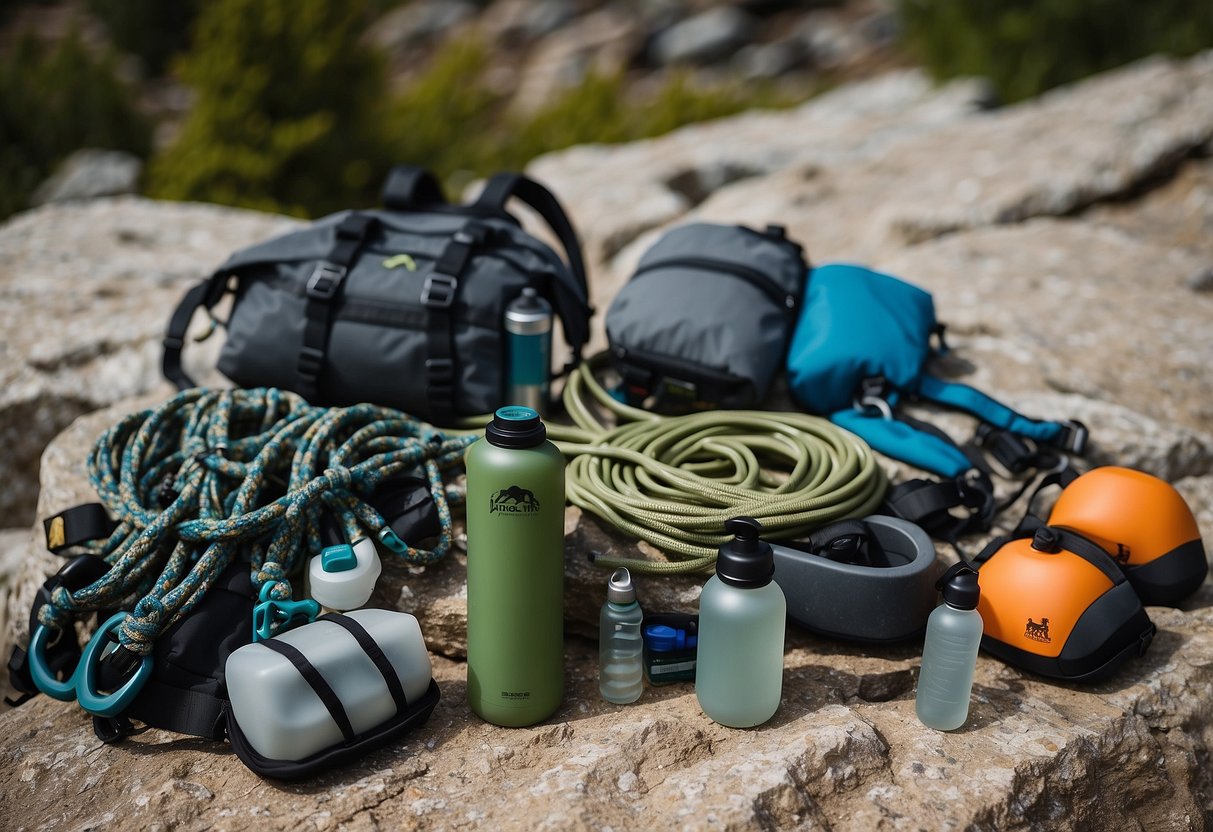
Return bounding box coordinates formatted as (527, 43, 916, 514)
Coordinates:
(695, 517, 786, 728)
(504, 288, 552, 415)
(915, 565, 983, 731)
(599, 567, 644, 704)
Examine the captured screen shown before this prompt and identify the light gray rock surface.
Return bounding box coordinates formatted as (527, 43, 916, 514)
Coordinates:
(3, 54, 1213, 830)
(0, 198, 299, 523)
(30, 149, 143, 206)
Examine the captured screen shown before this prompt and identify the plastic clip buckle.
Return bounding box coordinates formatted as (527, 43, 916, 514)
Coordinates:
(253, 583, 320, 642)
(1057, 420, 1089, 455)
(976, 425, 1034, 475)
(421, 273, 458, 309)
(306, 263, 347, 300)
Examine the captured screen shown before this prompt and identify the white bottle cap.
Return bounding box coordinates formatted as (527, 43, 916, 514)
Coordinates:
(308, 537, 382, 610)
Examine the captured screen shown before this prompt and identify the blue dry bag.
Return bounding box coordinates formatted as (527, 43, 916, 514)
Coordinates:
(786, 263, 1087, 541)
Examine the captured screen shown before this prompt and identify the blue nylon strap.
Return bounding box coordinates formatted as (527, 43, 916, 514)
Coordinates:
(915, 375, 1064, 443)
(831, 408, 972, 479)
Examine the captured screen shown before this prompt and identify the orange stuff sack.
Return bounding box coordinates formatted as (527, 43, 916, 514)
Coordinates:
(977, 526, 1155, 682)
(1049, 466, 1207, 606)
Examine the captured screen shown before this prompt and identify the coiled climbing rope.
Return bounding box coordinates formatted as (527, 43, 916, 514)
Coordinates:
(39, 388, 473, 655)
(546, 360, 888, 574)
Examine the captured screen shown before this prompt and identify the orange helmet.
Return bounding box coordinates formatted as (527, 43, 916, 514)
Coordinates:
(977, 525, 1155, 682)
(1048, 467, 1207, 606)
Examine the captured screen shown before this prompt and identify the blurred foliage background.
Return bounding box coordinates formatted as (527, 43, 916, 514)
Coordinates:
(0, 0, 1210, 221)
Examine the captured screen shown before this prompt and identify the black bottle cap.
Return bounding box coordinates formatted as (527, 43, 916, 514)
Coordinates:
(485, 406, 546, 449)
(940, 567, 980, 610)
(717, 516, 775, 588)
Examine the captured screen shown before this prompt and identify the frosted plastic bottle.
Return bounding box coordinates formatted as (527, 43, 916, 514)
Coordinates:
(599, 567, 644, 704)
(695, 517, 786, 728)
(915, 565, 983, 731)
(464, 406, 565, 727)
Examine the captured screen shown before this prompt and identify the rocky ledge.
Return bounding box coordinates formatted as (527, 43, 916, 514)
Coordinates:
(2, 54, 1213, 830)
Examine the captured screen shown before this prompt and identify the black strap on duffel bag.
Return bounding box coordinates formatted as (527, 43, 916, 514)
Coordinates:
(162, 166, 592, 425)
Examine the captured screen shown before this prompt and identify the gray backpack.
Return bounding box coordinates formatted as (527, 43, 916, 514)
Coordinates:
(605, 223, 807, 411)
(163, 167, 591, 425)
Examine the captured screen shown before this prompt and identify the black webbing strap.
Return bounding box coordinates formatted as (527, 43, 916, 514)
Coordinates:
(297, 213, 378, 402)
(422, 225, 482, 424)
(473, 173, 592, 365)
(162, 274, 227, 390)
(94, 678, 229, 743)
(43, 503, 118, 554)
(321, 614, 409, 715)
(884, 472, 995, 546)
(261, 639, 356, 743)
(381, 165, 447, 211)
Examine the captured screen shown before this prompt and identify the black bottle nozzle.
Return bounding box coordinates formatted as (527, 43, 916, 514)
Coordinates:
(718, 516, 774, 588)
(936, 562, 980, 610)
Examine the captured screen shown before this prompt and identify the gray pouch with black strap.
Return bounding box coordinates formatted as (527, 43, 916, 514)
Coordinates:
(605, 222, 807, 411)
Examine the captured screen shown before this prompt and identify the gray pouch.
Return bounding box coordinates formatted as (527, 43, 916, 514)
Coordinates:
(605, 223, 807, 411)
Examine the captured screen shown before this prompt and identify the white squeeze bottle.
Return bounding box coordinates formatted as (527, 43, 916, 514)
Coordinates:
(599, 567, 644, 704)
(915, 564, 983, 731)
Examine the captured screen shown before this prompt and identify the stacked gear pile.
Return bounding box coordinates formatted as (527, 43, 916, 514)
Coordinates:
(10, 388, 472, 776)
(9, 165, 1209, 775)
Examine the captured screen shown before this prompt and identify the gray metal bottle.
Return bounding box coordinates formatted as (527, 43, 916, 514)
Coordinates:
(599, 567, 643, 704)
(915, 566, 983, 731)
(504, 288, 552, 415)
(695, 517, 786, 728)
(464, 406, 565, 727)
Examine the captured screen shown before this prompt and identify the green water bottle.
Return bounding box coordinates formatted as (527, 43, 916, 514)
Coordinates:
(464, 406, 565, 726)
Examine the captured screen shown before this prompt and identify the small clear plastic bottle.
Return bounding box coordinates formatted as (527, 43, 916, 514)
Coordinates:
(599, 567, 644, 704)
(915, 565, 983, 731)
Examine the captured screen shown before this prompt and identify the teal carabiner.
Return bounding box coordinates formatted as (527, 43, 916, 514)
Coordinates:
(28, 623, 82, 701)
(74, 612, 153, 717)
(252, 582, 319, 642)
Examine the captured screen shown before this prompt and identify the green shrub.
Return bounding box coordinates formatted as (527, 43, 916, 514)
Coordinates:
(0, 30, 151, 220)
(88, 0, 199, 77)
(899, 0, 1213, 103)
(385, 38, 798, 194)
(147, 0, 393, 217)
(151, 16, 804, 219)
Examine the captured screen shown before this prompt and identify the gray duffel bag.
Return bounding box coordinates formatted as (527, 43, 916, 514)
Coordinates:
(605, 222, 807, 411)
(162, 166, 591, 426)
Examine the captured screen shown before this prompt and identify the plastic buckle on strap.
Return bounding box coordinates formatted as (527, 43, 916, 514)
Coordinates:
(976, 425, 1034, 475)
(306, 263, 347, 300)
(1057, 420, 1089, 455)
(421, 273, 458, 309)
(298, 345, 325, 379)
(253, 583, 320, 642)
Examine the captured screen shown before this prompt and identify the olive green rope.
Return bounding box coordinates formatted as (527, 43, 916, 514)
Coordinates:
(551, 360, 888, 574)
